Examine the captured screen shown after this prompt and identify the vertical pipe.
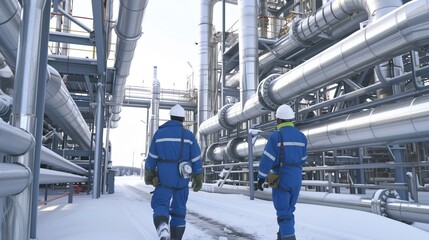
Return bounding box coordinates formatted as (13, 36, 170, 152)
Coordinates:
(149, 66, 160, 140)
(30, 1, 50, 238)
(238, 0, 258, 109)
(93, 82, 105, 199)
(390, 144, 408, 200)
(247, 125, 255, 200)
(5, 0, 46, 239)
(258, 0, 268, 38)
(103, 114, 112, 194)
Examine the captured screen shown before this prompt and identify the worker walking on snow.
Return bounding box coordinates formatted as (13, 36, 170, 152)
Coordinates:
(256, 104, 307, 240)
(145, 104, 203, 240)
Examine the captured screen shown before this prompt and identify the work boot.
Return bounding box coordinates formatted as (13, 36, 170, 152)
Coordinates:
(154, 216, 170, 240)
(170, 226, 185, 240)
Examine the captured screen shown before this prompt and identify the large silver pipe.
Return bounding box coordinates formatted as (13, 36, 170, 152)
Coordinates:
(209, 95, 429, 160)
(45, 65, 92, 150)
(0, 163, 31, 197)
(41, 147, 87, 175)
(149, 66, 160, 142)
(39, 168, 87, 184)
(238, 0, 258, 108)
(0, 0, 93, 150)
(111, 0, 148, 128)
(197, 0, 218, 130)
(200, 0, 429, 136)
(226, 0, 402, 88)
(0, 119, 34, 155)
(6, 1, 46, 239)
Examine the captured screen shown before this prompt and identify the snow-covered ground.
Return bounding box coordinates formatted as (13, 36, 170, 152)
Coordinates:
(37, 176, 429, 240)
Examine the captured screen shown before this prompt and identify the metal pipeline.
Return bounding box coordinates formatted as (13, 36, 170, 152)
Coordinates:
(226, 0, 402, 88)
(199, 0, 429, 136)
(202, 185, 429, 224)
(0, 0, 93, 150)
(0, 163, 31, 197)
(238, 0, 258, 108)
(111, 0, 149, 128)
(208, 94, 429, 160)
(40, 147, 87, 175)
(39, 168, 87, 184)
(149, 66, 160, 143)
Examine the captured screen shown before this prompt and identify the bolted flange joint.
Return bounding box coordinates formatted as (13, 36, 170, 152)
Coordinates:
(371, 189, 400, 217)
(258, 74, 281, 111)
(218, 104, 235, 129)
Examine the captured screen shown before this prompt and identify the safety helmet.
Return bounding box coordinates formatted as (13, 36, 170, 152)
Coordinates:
(275, 104, 295, 120)
(170, 104, 186, 117)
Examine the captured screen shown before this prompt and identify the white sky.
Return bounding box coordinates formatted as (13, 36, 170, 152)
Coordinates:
(106, 0, 238, 167)
(37, 176, 429, 240)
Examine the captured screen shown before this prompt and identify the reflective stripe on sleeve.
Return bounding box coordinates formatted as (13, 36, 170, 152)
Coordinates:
(277, 142, 306, 147)
(258, 171, 268, 178)
(149, 152, 158, 159)
(191, 156, 201, 162)
(302, 156, 307, 161)
(156, 138, 193, 144)
(263, 151, 276, 161)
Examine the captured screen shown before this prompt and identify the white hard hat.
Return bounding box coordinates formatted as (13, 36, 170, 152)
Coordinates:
(275, 104, 295, 120)
(170, 104, 186, 117)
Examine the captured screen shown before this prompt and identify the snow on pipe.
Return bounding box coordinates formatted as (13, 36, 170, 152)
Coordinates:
(0, 0, 93, 150)
(208, 94, 429, 161)
(199, 0, 429, 136)
(226, 0, 402, 88)
(111, 0, 148, 128)
(39, 168, 87, 184)
(0, 163, 31, 197)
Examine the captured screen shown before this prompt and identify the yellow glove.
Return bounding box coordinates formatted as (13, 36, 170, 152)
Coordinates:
(144, 170, 159, 187)
(191, 173, 203, 192)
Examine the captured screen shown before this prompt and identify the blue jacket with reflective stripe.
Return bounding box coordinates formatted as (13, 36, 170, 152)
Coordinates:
(258, 122, 307, 180)
(145, 120, 203, 188)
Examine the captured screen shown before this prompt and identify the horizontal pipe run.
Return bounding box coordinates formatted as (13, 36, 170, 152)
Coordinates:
(41, 147, 87, 175)
(0, 163, 31, 197)
(39, 168, 87, 184)
(0, 119, 34, 155)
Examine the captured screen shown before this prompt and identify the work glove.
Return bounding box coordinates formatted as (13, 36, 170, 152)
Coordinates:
(256, 178, 265, 191)
(191, 173, 203, 192)
(144, 170, 159, 187)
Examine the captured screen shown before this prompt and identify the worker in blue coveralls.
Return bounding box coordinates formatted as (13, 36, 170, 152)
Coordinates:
(256, 104, 307, 240)
(144, 104, 203, 240)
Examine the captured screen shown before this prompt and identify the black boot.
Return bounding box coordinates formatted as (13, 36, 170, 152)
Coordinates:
(170, 226, 185, 240)
(154, 216, 170, 240)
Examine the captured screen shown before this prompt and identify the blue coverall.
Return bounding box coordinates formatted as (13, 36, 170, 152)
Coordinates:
(258, 122, 307, 238)
(145, 120, 203, 228)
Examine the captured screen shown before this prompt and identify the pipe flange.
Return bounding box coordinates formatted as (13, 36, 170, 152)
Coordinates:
(258, 74, 281, 111)
(371, 189, 400, 217)
(226, 137, 244, 162)
(206, 142, 222, 162)
(290, 19, 312, 48)
(218, 104, 235, 129)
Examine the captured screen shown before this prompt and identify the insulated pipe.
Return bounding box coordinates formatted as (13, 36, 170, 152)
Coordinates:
(149, 66, 160, 141)
(198, 0, 218, 129)
(111, 0, 148, 128)
(0, 0, 93, 150)
(7, 1, 46, 240)
(209, 95, 429, 159)
(226, 0, 402, 88)
(40, 147, 87, 175)
(199, 0, 429, 136)
(39, 168, 87, 184)
(0, 163, 31, 197)
(238, 0, 258, 108)
(202, 185, 429, 224)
